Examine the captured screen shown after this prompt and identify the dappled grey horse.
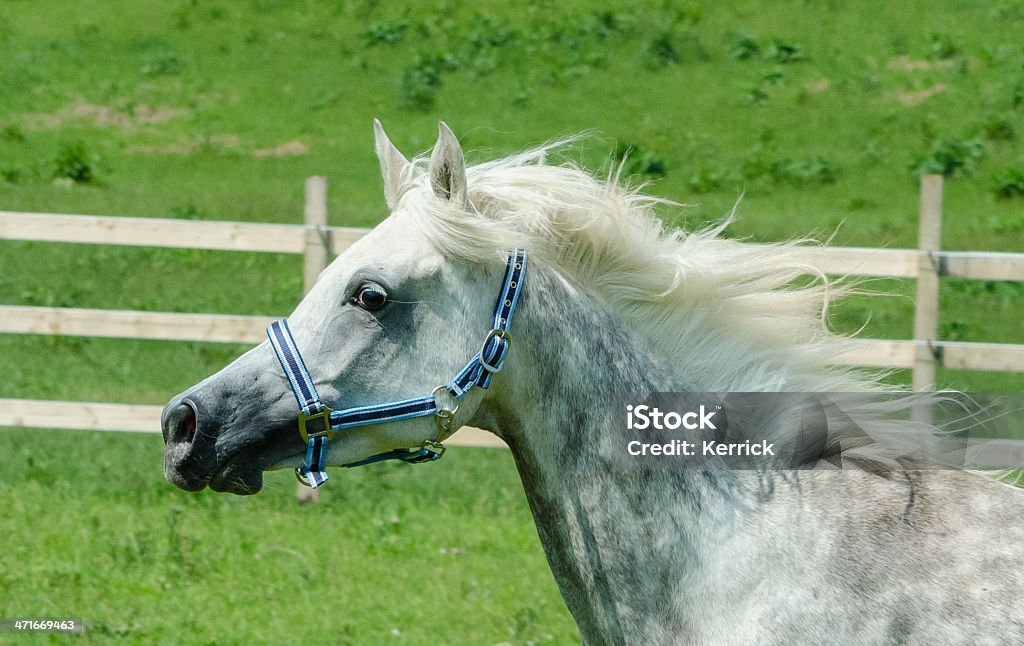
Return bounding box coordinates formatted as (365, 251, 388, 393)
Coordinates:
(163, 121, 1024, 644)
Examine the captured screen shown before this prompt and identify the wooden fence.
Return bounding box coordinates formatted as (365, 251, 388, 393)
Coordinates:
(2, 175, 1023, 464)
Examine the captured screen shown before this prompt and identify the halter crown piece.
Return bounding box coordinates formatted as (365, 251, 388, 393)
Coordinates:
(267, 249, 528, 488)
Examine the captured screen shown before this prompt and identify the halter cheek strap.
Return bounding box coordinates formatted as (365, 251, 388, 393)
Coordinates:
(267, 249, 527, 489)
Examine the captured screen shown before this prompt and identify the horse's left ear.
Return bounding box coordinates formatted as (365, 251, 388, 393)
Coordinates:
(374, 118, 413, 212)
(429, 122, 470, 209)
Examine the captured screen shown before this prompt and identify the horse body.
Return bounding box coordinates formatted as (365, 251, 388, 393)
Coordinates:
(481, 260, 1024, 644)
(162, 121, 1024, 644)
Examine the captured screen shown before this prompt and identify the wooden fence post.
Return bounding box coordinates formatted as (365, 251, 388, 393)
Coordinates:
(912, 175, 943, 421)
(297, 176, 329, 504)
(303, 176, 329, 294)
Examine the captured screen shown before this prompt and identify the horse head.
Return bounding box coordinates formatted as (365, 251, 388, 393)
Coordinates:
(162, 122, 515, 494)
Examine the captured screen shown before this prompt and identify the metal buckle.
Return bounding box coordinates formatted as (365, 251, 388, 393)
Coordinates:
(432, 386, 459, 439)
(299, 406, 334, 443)
(419, 439, 446, 461)
(479, 328, 511, 374)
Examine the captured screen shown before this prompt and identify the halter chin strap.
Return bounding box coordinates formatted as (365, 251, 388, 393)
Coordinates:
(267, 249, 527, 488)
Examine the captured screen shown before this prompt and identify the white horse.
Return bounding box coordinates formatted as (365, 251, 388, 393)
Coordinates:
(163, 121, 1024, 644)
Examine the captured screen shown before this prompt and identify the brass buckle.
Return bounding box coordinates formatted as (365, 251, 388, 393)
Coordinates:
(299, 406, 334, 443)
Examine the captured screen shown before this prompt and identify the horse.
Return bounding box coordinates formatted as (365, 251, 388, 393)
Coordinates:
(162, 121, 1024, 644)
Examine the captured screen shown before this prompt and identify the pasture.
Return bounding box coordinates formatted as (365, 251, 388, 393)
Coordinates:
(1, 0, 1023, 642)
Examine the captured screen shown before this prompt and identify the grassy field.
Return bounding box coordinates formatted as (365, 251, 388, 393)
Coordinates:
(1, 1, 1023, 643)
(0, 430, 574, 644)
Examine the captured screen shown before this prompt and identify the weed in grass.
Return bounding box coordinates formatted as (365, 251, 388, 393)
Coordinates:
(399, 54, 445, 112)
(169, 203, 205, 219)
(941, 317, 971, 341)
(765, 39, 806, 64)
(912, 137, 984, 177)
(981, 115, 1016, 141)
(846, 196, 877, 211)
(729, 34, 808, 64)
(992, 166, 1024, 199)
(741, 143, 838, 186)
(141, 50, 182, 77)
(729, 34, 761, 60)
(171, 5, 191, 31)
(1, 124, 25, 141)
(785, 157, 840, 185)
(53, 141, 98, 184)
(687, 167, 736, 194)
(511, 86, 532, 108)
(467, 14, 518, 50)
(360, 19, 408, 46)
(742, 84, 770, 104)
(985, 213, 1024, 232)
(614, 142, 667, 178)
(763, 69, 786, 85)
(644, 30, 682, 68)
(580, 9, 633, 39)
(1, 166, 21, 186)
(399, 52, 462, 111)
(510, 605, 540, 640)
(927, 33, 961, 61)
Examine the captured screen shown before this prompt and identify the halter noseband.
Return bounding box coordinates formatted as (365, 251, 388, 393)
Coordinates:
(267, 249, 527, 488)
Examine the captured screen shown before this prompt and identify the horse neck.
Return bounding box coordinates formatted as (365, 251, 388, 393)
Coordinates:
(473, 266, 748, 643)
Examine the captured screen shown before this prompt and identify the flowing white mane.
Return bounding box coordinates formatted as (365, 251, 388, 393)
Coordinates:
(394, 142, 882, 395)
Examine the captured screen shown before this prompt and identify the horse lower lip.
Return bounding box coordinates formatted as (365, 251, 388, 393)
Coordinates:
(208, 461, 263, 495)
(164, 465, 210, 492)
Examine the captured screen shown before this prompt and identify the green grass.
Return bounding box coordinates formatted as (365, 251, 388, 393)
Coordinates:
(2, 1, 1024, 642)
(0, 429, 575, 644)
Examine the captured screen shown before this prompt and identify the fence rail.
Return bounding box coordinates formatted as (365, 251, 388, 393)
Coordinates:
(2, 175, 1022, 456)
(0, 398, 506, 448)
(4, 211, 1024, 281)
(2, 305, 1022, 372)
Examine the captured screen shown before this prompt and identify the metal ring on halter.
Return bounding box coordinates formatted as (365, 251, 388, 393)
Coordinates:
(479, 328, 511, 374)
(432, 385, 459, 438)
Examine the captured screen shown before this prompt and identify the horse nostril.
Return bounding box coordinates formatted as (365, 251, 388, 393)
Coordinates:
(167, 403, 198, 444)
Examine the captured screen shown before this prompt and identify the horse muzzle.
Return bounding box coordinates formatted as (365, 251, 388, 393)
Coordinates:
(161, 392, 267, 495)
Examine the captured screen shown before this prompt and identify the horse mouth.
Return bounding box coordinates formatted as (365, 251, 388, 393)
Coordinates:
(164, 448, 266, 495)
(208, 459, 264, 495)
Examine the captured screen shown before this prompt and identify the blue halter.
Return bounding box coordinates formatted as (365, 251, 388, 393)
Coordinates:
(267, 249, 527, 488)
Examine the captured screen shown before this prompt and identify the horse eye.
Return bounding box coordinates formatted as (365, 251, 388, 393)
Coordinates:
(354, 286, 387, 311)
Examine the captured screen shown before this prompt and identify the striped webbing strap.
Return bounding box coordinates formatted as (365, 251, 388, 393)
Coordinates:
(267, 250, 527, 489)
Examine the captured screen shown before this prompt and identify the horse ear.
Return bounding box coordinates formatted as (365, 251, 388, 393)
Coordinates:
(374, 118, 412, 211)
(429, 121, 470, 209)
